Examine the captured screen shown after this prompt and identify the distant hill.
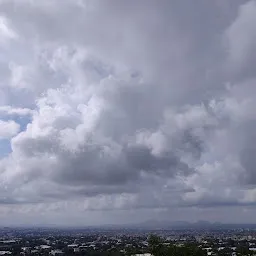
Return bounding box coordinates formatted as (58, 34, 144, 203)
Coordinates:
(126, 220, 256, 230)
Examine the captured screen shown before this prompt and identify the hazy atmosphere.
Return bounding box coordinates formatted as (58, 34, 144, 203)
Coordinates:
(0, 0, 256, 226)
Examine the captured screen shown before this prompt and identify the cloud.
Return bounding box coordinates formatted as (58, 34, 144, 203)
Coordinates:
(0, 0, 256, 224)
(0, 15, 17, 43)
(0, 105, 34, 116)
(225, 0, 256, 80)
(0, 120, 19, 139)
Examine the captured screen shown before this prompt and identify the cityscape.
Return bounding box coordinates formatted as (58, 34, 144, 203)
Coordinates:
(0, 224, 256, 255)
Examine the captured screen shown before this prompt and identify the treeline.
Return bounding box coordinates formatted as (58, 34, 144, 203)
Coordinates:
(148, 235, 206, 256)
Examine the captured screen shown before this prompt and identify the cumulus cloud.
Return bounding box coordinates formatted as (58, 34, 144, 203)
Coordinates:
(0, 0, 256, 225)
(0, 105, 34, 116)
(0, 120, 19, 139)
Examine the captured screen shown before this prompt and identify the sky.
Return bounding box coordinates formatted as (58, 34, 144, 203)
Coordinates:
(0, 0, 256, 226)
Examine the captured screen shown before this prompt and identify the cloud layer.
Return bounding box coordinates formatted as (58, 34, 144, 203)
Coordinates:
(0, 0, 256, 225)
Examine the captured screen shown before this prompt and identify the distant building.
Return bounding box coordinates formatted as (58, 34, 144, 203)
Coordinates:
(50, 249, 64, 255)
(132, 254, 152, 256)
(40, 244, 51, 252)
(67, 244, 78, 248)
(0, 252, 11, 255)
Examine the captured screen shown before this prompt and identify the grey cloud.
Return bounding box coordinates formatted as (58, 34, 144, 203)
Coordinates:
(225, 0, 256, 81)
(0, 0, 237, 99)
(238, 121, 256, 184)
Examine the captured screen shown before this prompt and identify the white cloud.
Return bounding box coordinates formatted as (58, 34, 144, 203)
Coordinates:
(0, 15, 16, 43)
(0, 120, 19, 139)
(0, 105, 34, 116)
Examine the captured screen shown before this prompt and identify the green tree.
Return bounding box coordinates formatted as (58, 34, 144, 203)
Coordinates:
(148, 235, 166, 256)
(148, 235, 206, 256)
(236, 246, 252, 256)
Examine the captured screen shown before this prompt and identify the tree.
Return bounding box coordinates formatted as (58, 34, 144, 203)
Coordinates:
(236, 246, 252, 256)
(148, 235, 206, 256)
(148, 235, 166, 256)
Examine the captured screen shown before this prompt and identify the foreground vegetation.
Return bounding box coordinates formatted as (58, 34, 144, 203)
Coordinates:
(148, 235, 206, 256)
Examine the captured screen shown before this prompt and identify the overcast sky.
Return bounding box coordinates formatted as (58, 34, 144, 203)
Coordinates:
(0, 0, 256, 226)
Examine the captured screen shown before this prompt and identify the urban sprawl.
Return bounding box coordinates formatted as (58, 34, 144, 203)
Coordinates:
(0, 227, 255, 255)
